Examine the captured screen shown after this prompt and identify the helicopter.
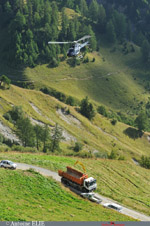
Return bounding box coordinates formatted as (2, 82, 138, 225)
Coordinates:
(48, 35, 91, 58)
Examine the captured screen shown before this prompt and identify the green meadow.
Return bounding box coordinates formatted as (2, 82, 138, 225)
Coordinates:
(0, 168, 133, 221)
(0, 152, 149, 216)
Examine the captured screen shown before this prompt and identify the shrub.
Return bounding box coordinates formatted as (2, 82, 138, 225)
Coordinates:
(73, 142, 83, 152)
(0, 145, 11, 152)
(83, 57, 89, 63)
(66, 108, 70, 115)
(118, 155, 125, 160)
(140, 155, 150, 169)
(10, 106, 24, 122)
(0, 134, 3, 143)
(66, 96, 75, 106)
(97, 105, 108, 117)
(0, 75, 11, 89)
(50, 58, 59, 68)
(40, 87, 66, 103)
(92, 57, 95, 62)
(111, 119, 117, 125)
(12, 145, 38, 153)
(78, 150, 93, 158)
(80, 96, 95, 120)
(3, 112, 12, 122)
(108, 150, 118, 159)
(67, 58, 79, 67)
(94, 152, 108, 159)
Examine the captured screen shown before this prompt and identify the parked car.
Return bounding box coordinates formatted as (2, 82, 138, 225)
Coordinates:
(0, 160, 17, 169)
(80, 192, 102, 204)
(103, 203, 122, 212)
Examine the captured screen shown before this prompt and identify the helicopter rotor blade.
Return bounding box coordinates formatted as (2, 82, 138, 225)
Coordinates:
(48, 41, 72, 44)
(76, 35, 91, 43)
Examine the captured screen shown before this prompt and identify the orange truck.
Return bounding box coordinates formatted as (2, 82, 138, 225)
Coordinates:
(58, 166, 97, 192)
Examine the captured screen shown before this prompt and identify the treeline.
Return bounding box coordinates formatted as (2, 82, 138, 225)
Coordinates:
(58, 0, 150, 62)
(3, 106, 63, 153)
(1, 0, 150, 66)
(0, 0, 97, 67)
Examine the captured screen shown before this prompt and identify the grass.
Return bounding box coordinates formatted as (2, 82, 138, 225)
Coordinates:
(23, 43, 150, 114)
(0, 85, 150, 159)
(0, 152, 150, 216)
(0, 168, 133, 221)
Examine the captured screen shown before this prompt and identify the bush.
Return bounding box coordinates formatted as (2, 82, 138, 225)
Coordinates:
(97, 105, 108, 117)
(10, 106, 24, 122)
(66, 96, 75, 106)
(92, 57, 95, 62)
(67, 58, 79, 67)
(140, 155, 150, 169)
(3, 112, 12, 123)
(108, 150, 118, 159)
(0, 145, 11, 152)
(80, 96, 95, 120)
(12, 145, 38, 153)
(0, 75, 11, 89)
(78, 150, 93, 158)
(94, 152, 108, 159)
(118, 155, 125, 160)
(0, 134, 3, 143)
(50, 58, 59, 68)
(83, 57, 89, 63)
(41, 87, 66, 103)
(66, 108, 70, 115)
(111, 119, 117, 125)
(73, 142, 83, 152)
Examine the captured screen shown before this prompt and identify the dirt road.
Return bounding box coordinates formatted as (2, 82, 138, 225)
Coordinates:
(16, 163, 150, 221)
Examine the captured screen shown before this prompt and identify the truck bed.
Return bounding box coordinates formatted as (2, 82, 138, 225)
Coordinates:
(58, 166, 88, 185)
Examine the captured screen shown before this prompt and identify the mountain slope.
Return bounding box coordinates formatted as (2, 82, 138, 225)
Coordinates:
(0, 152, 150, 216)
(0, 85, 150, 159)
(0, 168, 134, 221)
(24, 43, 150, 114)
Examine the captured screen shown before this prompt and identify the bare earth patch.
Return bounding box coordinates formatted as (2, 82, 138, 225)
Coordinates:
(0, 121, 20, 143)
(29, 102, 54, 124)
(57, 108, 81, 127)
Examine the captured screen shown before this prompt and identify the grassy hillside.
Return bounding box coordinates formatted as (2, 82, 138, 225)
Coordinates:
(0, 168, 133, 221)
(0, 86, 150, 158)
(0, 85, 150, 158)
(23, 43, 150, 114)
(0, 152, 150, 217)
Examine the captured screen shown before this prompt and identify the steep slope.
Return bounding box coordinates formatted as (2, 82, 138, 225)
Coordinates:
(0, 168, 133, 221)
(24, 44, 150, 115)
(0, 85, 150, 158)
(0, 152, 150, 216)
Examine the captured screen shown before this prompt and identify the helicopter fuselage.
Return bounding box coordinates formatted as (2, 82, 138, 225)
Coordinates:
(67, 41, 89, 57)
(67, 43, 80, 57)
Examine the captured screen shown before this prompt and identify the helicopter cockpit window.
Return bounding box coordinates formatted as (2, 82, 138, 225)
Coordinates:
(85, 181, 90, 187)
(69, 49, 74, 53)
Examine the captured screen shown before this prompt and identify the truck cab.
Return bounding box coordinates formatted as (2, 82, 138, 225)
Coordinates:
(84, 177, 97, 192)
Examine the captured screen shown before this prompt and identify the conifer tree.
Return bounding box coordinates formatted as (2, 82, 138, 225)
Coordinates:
(80, 96, 95, 120)
(98, 4, 106, 33)
(16, 117, 35, 147)
(79, 0, 88, 17)
(60, 8, 69, 41)
(87, 25, 97, 51)
(106, 20, 116, 43)
(89, 0, 99, 22)
(41, 125, 51, 153)
(51, 123, 63, 152)
(141, 39, 150, 62)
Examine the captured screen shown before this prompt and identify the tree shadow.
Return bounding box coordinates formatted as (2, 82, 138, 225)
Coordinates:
(124, 127, 143, 139)
(0, 62, 27, 88)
